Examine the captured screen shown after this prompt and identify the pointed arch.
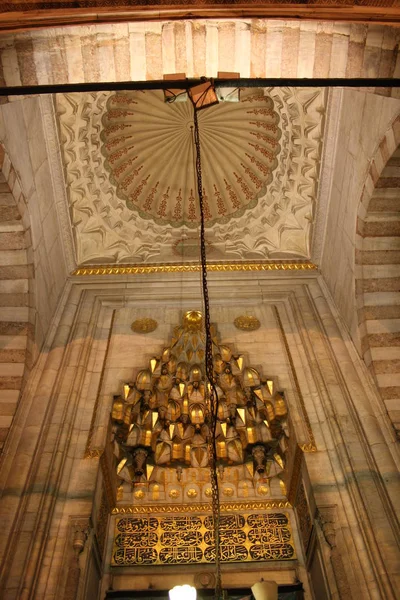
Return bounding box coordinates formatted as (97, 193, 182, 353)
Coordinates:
(355, 116, 400, 437)
(0, 144, 34, 453)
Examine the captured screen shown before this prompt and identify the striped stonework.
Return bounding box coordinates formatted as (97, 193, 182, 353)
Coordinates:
(0, 144, 33, 453)
(0, 21, 399, 96)
(356, 119, 400, 437)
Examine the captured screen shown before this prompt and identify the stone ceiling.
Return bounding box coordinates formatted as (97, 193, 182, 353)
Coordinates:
(57, 86, 326, 266)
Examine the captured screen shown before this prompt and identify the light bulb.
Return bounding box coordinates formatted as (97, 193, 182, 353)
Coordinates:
(169, 584, 197, 600)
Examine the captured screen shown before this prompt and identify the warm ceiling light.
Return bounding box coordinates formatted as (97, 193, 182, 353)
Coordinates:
(188, 80, 219, 110)
(169, 584, 197, 600)
(251, 581, 278, 600)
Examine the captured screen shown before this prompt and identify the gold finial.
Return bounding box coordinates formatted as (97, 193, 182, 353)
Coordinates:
(183, 310, 203, 330)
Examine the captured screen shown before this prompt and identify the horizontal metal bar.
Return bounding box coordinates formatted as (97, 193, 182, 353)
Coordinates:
(1, 78, 400, 97)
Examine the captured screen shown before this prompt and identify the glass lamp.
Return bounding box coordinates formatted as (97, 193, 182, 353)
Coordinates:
(169, 585, 197, 600)
(251, 581, 278, 600)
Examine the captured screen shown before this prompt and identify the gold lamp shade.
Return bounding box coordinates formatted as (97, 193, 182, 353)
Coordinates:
(136, 369, 152, 390)
(243, 367, 260, 388)
(251, 581, 278, 600)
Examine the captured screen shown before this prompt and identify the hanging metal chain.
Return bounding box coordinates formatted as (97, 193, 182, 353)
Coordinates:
(193, 107, 222, 600)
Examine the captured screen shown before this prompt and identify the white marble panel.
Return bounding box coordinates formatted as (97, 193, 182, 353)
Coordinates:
(0, 249, 27, 266)
(0, 307, 29, 322)
(371, 346, 400, 360)
(0, 363, 24, 376)
(366, 318, 400, 333)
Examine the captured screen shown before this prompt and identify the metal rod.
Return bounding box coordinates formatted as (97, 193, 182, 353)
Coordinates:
(193, 105, 223, 600)
(1, 78, 400, 96)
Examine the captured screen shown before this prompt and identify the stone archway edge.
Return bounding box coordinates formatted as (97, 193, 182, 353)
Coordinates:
(0, 20, 399, 99)
(355, 114, 400, 438)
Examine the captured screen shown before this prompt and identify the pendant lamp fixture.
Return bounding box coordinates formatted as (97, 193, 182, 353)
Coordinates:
(169, 584, 197, 600)
(251, 580, 278, 600)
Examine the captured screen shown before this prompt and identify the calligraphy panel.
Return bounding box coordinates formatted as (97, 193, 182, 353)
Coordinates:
(112, 512, 296, 566)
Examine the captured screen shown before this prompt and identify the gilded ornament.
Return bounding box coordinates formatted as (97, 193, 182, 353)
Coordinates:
(183, 310, 203, 330)
(205, 488, 213, 498)
(73, 261, 317, 277)
(169, 489, 180, 499)
(223, 487, 234, 497)
(234, 315, 261, 331)
(112, 500, 291, 514)
(258, 485, 269, 496)
(300, 442, 318, 453)
(187, 488, 198, 499)
(131, 318, 158, 334)
(134, 489, 145, 500)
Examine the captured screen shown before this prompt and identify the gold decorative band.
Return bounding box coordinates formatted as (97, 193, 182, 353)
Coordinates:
(73, 262, 317, 276)
(112, 500, 292, 514)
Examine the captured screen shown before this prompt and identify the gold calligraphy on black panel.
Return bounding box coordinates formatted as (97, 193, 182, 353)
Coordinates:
(113, 547, 158, 565)
(247, 513, 294, 561)
(117, 516, 158, 533)
(112, 512, 295, 566)
(160, 531, 203, 546)
(159, 546, 203, 564)
(161, 516, 202, 531)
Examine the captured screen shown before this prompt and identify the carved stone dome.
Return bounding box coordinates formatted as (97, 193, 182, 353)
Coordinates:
(101, 89, 281, 228)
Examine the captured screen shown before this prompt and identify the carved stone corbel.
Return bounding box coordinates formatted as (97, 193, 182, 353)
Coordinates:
(317, 506, 350, 599)
(63, 519, 91, 600)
